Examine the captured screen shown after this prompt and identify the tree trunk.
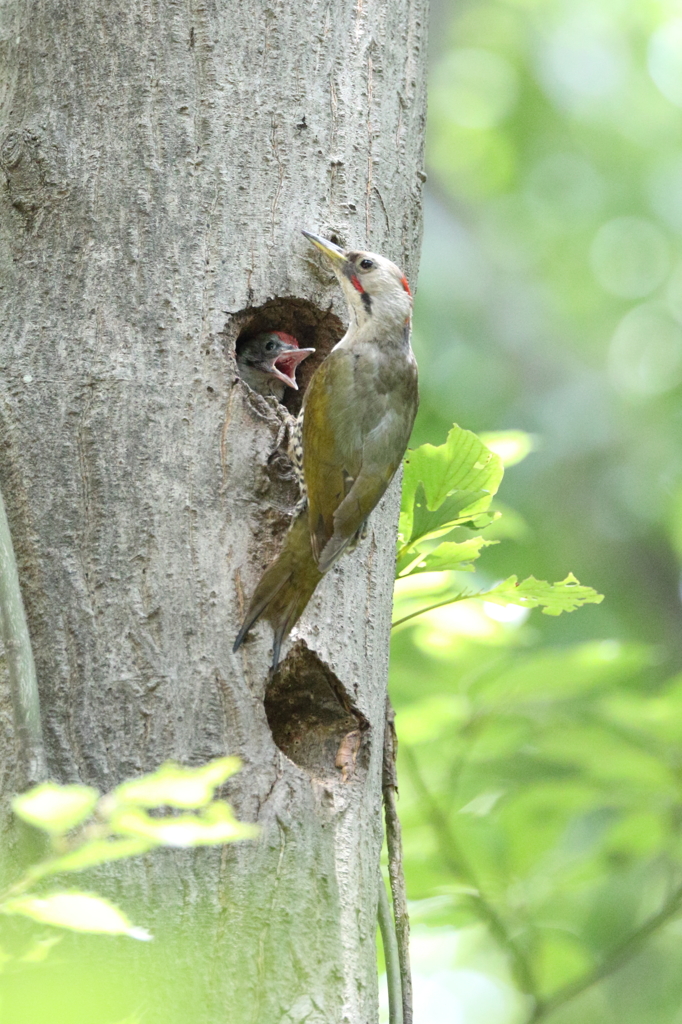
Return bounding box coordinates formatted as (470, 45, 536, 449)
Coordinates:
(0, 1, 427, 1020)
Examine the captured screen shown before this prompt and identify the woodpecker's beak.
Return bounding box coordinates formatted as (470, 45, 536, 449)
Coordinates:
(271, 345, 315, 390)
(302, 230, 347, 266)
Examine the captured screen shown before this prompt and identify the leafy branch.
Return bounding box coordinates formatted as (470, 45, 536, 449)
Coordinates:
(393, 424, 610, 1013)
(406, 734, 682, 1022)
(529, 880, 682, 1022)
(402, 743, 538, 1000)
(1, 759, 256, 941)
(392, 573, 603, 630)
(395, 424, 602, 623)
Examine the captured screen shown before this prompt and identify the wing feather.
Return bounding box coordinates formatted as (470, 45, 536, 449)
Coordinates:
(302, 352, 363, 560)
(303, 347, 418, 571)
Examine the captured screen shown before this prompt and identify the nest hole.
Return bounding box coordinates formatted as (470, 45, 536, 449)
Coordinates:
(226, 297, 344, 415)
(264, 642, 369, 781)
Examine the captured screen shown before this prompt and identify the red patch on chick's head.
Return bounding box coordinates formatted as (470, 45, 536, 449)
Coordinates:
(272, 331, 300, 347)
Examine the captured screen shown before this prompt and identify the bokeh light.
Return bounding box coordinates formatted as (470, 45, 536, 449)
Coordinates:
(608, 302, 682, 398)
(387, 0, 682, 1021)
(648, 19, 682, 108)
(590, 217, 669, 299)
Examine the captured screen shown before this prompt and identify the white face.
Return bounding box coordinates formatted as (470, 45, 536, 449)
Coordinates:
(302, 231, 413, 329)
(344, 250, 411, 295)
(335, 249, 413, 328)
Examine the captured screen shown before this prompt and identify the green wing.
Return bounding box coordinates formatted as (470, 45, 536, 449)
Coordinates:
(302, 348, 418, 572)
(302, 352, 361, 562)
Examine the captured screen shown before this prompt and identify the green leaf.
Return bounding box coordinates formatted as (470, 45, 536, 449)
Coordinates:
(27, 838, 156, 883)
(12, 783, 99, 835)
(109, 802, 259, 847)
(483, 573, 604, 616)
(399, 537, 496, 576)
(112, 757, 242, 809)
(2, 892, 151, 940)
(406, 483, 489, 544)
(400, 424, 504, 543)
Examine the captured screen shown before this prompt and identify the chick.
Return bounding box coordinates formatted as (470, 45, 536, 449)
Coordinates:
(236, 332, 315, 400)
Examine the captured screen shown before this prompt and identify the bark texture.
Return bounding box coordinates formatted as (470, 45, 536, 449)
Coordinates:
(0, 1, 427, 1020)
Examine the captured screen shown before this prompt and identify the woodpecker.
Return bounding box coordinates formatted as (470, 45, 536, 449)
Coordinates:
(234, 232, 419, 667)
(236, 331, 315, 400)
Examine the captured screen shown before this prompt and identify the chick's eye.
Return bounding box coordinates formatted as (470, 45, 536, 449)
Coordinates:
(265, 340, 277, 351)
(359, 258, 374, 270)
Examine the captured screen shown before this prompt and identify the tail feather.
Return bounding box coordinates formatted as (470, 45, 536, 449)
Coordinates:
(270, 592, 304, 669)
(233, 569, 292, 653)
(234, 511, 323, 667)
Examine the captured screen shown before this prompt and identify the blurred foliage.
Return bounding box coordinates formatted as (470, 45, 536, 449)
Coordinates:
(0, 760, 254, 960)
(389, 1, 682, 1021)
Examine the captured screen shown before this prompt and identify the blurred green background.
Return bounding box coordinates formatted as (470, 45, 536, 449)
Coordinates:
(389, 0, 682, 1021)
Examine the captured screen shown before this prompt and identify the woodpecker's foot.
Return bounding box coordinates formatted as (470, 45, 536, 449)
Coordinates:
(272, 406, 297, 452)
(264, 408, 307, 500)
(243, 388, 277, 422)
(260, 403, 296, 466)
(242, 380, 305, 498)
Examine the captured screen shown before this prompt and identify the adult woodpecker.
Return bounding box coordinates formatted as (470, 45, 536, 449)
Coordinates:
(234, 232, 419, 667)
(236, 331, 315, 399)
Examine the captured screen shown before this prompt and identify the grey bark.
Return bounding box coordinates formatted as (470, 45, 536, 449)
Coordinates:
(0, 1, 427, 1021)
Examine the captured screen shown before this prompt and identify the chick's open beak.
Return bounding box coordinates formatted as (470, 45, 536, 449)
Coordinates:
(271, 345, 315, 390)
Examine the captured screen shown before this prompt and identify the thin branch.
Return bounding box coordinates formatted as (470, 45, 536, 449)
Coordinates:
(383, 701, 413, 1023)
(444, 731, 482, 815)
(391, 591, 474, 630)
(377, 874, 403, 1024)
(0, 488, 46, 785)
(402, 744, 538, 1000)
(401, 715, 682, 1023)
(530, 882, 682, 1022)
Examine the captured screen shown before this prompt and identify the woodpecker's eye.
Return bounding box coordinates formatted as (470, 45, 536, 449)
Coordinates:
(265, 340, 277, 351)
(359, 258, 374, 271)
